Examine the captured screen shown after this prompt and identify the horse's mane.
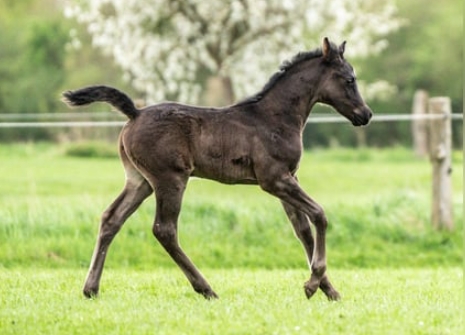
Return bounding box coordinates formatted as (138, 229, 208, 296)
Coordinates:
(235, 47, 323, 106)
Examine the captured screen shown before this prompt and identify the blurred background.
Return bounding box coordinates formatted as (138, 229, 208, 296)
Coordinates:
(0, 0, 462, 147)
(0, 5, 463, 329)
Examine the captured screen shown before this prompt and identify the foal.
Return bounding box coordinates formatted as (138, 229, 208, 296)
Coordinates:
(63, 38, 372, 300)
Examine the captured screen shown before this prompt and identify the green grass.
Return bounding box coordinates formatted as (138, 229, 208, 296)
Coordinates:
(0, 143, 462, 269)
(0, 142, 463, 334)
(0, 268, 462, 335)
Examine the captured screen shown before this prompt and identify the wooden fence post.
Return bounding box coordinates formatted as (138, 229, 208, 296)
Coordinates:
(411, 90, 429, 157)
(428, 97, 453, 230)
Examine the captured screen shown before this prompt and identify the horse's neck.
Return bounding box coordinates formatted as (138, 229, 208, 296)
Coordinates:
(258, 74, 318, 129)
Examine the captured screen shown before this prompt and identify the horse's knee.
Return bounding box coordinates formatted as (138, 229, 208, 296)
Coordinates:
(310, 205, 327, 229)
(152, 223, 176, 245)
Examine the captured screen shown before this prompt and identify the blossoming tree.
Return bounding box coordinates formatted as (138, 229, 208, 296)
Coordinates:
(65, 0, 401, 105)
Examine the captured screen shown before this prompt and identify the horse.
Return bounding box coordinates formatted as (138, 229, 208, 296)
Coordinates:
(63, 37, 372, 301)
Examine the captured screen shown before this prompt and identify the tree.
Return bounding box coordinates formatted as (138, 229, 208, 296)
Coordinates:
(360, 0, 463, 147)
(65, 0, 401, 105)
(0, 0, 69, 141)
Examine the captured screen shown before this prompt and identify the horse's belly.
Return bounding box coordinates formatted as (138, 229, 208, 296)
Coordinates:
(191, 155, 257, 185)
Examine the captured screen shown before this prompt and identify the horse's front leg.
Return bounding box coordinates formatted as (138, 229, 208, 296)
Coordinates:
(261, 173, 340, 300)
(281, 200, 340, 301)
(151, 175, 218, 299)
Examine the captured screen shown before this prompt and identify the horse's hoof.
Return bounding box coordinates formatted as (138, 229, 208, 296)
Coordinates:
(319, 280, 341, 301)
(195, 285, 219, 300)
(324, 289, 341, 301)
(304, 283, 318, 299)
(83, 287, 99, 299)
(202, 289, 219, 300)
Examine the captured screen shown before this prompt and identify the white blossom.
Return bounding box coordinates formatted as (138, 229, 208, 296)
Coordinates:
(64, 0, 401, 104)
(358, 80, 398, 102)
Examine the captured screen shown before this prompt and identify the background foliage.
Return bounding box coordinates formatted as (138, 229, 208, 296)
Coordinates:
(0, 0, 462, 147)
(64, 0, 401, 104)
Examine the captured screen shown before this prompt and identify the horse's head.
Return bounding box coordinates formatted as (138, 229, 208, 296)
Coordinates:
(317, 38, 372, 126)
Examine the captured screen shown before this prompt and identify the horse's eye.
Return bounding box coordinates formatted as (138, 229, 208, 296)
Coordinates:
(346, 77, 355, 84)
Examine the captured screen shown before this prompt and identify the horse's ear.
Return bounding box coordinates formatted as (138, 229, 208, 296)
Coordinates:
(322, 37, 331, 58)
(339, 41, 346, 58)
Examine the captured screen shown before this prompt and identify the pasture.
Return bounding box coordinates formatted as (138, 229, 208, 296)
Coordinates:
(0, 268, 461, 335)
(0, 142, 463, 334)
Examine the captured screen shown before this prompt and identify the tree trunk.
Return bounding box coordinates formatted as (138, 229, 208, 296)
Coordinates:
(203, 76, 235, 106)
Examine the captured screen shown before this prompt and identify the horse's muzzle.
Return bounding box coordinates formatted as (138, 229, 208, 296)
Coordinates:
(352, 106, 373, 126)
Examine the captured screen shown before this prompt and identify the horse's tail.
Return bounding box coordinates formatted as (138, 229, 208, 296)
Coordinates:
(62, 85, 139, 120)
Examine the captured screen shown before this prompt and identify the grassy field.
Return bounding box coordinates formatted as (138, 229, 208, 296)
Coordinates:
(0, 143, 462, 269)
(0, 142, 463, 334)
(0, 268, 462, 335)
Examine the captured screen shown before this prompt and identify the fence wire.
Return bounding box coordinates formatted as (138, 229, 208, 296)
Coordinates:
(0, 112, 462, 128)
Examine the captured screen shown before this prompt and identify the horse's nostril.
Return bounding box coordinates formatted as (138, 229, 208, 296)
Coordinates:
(363, 106, 373, 121)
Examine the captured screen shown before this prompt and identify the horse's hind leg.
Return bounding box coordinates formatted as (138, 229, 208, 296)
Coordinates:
(83, 160, 152, 298)
(281, 201, 341, 301)
(150, 174, 218, 299)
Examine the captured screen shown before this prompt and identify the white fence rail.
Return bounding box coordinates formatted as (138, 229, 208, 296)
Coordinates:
(0, 112, 119, 120)
(0, 113, 462, 128)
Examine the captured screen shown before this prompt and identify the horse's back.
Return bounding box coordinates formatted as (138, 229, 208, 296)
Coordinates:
(121, 101, 261, 183)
